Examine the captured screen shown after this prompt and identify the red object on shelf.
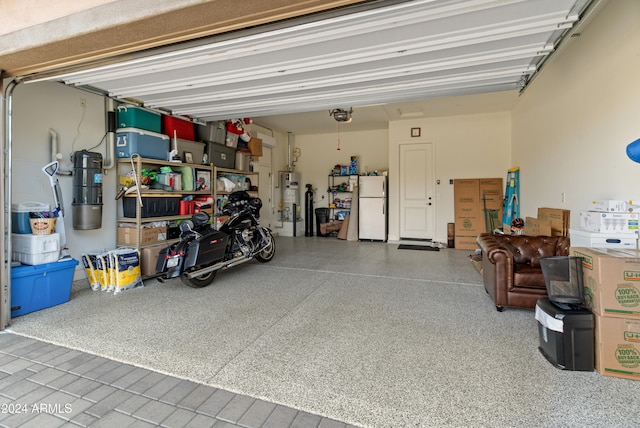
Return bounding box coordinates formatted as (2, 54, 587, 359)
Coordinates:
(163, 115, 195, 141)
(179, 200, 195, 215)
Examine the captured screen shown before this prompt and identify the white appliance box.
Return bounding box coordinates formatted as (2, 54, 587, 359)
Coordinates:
(579, 211, 639, 234)
(569, 229, 637, 249)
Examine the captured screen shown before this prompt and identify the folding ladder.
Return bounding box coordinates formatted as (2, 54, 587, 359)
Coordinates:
(502, 167, 520, 228)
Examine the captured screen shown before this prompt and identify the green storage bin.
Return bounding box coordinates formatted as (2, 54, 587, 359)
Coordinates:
(117, 105, 161, 133)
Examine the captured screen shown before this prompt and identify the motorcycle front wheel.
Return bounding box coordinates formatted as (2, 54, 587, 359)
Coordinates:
(180, 270, 217, 288)
(254, 229, 276, 263)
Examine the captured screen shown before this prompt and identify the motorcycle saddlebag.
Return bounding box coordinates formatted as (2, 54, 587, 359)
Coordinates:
(156, 246, 171, 273)
(184, 230, 229, 268)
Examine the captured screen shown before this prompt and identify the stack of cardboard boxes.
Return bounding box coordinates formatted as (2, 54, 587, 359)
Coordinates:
(524, 207, 570, 237)
(453, 178, 503, 250)
(571, 247, 640, 380)
(570, 200, 639, 249)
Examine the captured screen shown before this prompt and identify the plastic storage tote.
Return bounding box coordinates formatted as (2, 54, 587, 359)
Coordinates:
(11, 258, 79, 317)
(176, 138, 206, 164)
(12, 233, 60, 265)
(207, 142, 235, 169)
(540, 256, 585, 304)
(117, 105, 161, 133)
(11, 202, 50, 234)
(116, 128, 170, 160)
(195, 121, 226, 144)
(122, 196, 181, 218)
(162, 115, 195, 141)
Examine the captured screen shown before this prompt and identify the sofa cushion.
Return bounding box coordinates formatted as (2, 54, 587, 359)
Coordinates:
(513, 264, 546, 289)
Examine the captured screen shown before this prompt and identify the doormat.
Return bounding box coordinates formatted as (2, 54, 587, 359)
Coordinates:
(398, 244, 439, 251)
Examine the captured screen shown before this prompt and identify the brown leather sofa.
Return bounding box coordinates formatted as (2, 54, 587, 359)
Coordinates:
(476, 233, 570, 311)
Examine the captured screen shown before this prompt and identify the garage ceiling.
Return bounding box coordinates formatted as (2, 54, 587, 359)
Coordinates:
(30, 0, 594, 131)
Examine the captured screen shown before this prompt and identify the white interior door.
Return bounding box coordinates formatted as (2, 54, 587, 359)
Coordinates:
(399, 142, 434, 240)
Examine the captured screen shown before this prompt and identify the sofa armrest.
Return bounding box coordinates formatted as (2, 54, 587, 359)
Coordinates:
(477, 233, 515, 307)
(477, 233, 515, 265)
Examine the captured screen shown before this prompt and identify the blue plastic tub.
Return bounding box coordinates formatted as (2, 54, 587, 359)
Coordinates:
(11, 258, 78, 317)
(116, 128, 170, 160)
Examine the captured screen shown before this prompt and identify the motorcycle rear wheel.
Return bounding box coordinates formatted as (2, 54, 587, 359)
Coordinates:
(254, 230, 276, 263)
(180, 270, 217, 288)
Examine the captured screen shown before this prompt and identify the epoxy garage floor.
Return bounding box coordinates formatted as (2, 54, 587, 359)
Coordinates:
(6, 237, 640, 428)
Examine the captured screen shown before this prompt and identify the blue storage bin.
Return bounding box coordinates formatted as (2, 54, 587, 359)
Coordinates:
(11, 258, 78, 317)
(116, 128, 170, 160)
(11, 202, 50, 234)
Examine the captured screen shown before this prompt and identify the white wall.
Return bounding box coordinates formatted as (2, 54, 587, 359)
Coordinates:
(11, 82, 114, 279)
(388, 112, 511, 242)
(512, 0, 640, 230)
(292, 128, 389, 227)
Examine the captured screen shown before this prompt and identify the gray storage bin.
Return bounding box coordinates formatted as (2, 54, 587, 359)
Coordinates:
(207, 142, 235, 169)
(176, 138, 206, 164)
(195, 121, 226, 145)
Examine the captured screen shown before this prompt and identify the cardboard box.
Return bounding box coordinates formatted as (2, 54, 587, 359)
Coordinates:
(454, 178, 503, 234)
(454, 235, 479, 251)
(571, 247, 640, 317)
(118, 226, 167, 246)
(454, 179, 480, 205)
(580, 211, 639, 234)
(590, 200, 633, 213)
(140, 245, 165, 277)
(248, 137, 263, 157)
(537, 207, 570, 237)
(478, 178, 503, 210)
(594, 314, 640, 380)
(454, 206, 484, 235)
(523, 217, 552, 236)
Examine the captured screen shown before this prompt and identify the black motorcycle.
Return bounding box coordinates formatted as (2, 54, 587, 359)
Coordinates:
(156, 191, 275, 288)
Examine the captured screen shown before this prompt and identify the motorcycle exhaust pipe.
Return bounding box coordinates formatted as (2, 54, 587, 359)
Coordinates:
(184, 254, 254, 279)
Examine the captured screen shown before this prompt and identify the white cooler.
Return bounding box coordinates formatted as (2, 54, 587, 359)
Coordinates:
(569, 228, 637, 249)
(12, 233, 60, 265)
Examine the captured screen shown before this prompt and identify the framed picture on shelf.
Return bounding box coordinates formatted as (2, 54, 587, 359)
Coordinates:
(184, 152, 193, 163)
(196, 170, 210, 191)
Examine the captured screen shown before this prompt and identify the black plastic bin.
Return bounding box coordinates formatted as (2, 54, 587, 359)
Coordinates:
(123, 196, 181, 218)
(315, 207, 330, 237)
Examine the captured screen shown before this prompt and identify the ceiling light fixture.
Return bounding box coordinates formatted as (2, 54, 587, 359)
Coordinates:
(330, 108, 353, 123)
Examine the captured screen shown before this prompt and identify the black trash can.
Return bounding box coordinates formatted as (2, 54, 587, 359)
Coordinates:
(315, 207, 330, 237)
(540, 256, 585, 304)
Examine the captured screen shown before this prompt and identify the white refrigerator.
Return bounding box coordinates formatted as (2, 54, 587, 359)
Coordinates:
(358, 175, 388, 241)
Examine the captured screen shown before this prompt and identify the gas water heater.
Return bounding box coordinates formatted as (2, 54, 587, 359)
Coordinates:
(72, 150, 103, 230)
(279, 172, 300, 222)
